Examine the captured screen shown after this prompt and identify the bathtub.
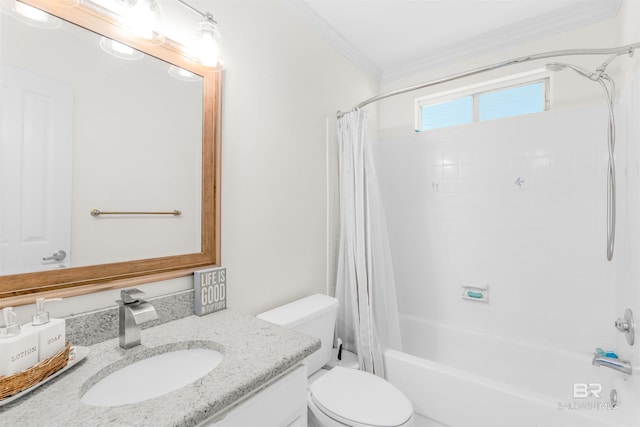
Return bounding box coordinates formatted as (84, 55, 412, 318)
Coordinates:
(384, 315, 639, 427)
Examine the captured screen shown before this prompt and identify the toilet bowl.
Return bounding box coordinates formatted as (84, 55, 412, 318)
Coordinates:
(308, 366, 414, 427)
(257, 294, 415, 427)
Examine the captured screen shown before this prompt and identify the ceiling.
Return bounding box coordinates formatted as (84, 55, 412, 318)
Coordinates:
(290, 0, 622, 82)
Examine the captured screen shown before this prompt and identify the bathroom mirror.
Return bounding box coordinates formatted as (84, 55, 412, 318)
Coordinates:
(0, 0, 221, 304)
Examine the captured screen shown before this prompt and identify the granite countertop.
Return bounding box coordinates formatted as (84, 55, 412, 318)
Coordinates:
(0, 310, 320, 427)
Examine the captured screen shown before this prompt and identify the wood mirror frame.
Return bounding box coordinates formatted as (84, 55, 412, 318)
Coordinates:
(0, 0, 221, 306)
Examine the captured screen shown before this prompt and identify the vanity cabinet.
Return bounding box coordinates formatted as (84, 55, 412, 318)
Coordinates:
(203, 364, 308, 427)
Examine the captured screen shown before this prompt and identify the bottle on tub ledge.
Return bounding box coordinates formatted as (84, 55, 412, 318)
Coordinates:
(0, 307, 39, 376)
(22, 298, 66, 361)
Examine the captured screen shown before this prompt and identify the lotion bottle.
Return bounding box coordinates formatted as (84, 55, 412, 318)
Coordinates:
(0, 307, 39, 376)
(23, 298, 66, 361)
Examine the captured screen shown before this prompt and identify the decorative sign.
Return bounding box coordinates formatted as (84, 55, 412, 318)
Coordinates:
(194, 267, 227, 316)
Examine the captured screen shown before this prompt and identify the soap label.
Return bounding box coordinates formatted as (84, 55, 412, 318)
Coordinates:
(194, 267, 227, 316)
(37, 319, 66, 361)
(47, 334, 63, 346)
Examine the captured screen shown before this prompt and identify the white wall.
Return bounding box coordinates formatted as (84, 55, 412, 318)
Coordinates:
(213, 0, 376, 314)
(9, 0, 377, 322)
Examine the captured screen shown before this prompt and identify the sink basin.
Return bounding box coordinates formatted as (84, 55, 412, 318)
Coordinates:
(81, 348, 224, 407)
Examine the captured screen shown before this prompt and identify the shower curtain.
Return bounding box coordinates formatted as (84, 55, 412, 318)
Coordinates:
(335, 109, 402, 376)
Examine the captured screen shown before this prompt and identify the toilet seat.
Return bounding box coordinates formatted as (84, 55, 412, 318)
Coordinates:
(308, 367, 413, 427)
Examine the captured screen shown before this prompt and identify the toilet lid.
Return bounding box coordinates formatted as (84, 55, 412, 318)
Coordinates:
(309, 367, 413, 427)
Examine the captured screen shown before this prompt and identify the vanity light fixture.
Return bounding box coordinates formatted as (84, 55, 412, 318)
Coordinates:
(177, 0, 223, 68)
(9, 1, 63, 29)
(99, 36, 144, 60)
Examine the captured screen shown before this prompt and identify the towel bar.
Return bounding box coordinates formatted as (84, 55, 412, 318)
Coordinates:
(90, 209, 181, 217)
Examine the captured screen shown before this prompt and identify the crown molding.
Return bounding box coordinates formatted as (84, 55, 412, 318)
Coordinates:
(285, 0, 621, 85)
(381, 0, 622, 82)
(285, 0, 382, 81)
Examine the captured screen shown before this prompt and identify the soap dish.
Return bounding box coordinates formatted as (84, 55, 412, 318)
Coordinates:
(0, 343, 88, 405)
(460, 283, 489, 302)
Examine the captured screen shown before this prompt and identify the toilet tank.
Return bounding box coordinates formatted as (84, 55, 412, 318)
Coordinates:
(257, 294, 338, 375)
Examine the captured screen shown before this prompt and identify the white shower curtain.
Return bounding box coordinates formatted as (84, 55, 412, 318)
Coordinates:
(335, 109, 402, 376)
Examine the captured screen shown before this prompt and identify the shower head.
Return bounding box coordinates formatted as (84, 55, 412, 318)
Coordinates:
(545, 62, 597, 80)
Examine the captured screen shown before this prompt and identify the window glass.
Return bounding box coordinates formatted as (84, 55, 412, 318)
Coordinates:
(478, 82, 544, 121)
(417, 78, 548, 131)
(421, 96, 473, 131)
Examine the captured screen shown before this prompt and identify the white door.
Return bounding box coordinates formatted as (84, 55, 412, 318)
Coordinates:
(0, 65, 73, 275)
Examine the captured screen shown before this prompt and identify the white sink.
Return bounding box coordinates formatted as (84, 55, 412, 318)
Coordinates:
(81, 348, 224, 407)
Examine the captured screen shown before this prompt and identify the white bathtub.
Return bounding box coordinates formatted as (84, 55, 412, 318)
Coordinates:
(384, 315, 639, 427)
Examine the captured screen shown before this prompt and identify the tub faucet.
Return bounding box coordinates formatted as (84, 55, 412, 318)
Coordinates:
(592, 354, 633, 375)
(117, 288, 158, 349)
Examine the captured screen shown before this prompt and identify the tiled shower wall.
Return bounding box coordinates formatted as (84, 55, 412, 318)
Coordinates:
(614, 69, 640, 367)
(375, 106, 618, 355)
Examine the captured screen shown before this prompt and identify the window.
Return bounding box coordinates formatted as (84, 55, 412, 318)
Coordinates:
(415, 71, 550, 131)
(420, 96, 473, 130)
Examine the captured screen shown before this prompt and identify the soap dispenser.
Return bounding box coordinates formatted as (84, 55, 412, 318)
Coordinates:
(0, 307, 39, 376)
(23, 298, 66, 361)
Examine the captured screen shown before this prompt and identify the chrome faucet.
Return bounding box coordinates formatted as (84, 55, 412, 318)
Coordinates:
(592, 354, 633, 375)
(117, 289, 158, 349)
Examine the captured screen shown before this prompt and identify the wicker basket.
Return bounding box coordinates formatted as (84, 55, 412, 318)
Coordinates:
(0, 342, 72, 400)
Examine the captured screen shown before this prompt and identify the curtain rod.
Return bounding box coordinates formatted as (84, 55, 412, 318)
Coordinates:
(337, 42, 640, 118)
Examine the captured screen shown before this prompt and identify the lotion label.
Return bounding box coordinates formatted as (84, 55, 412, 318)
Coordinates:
(0, 331, 39, 376)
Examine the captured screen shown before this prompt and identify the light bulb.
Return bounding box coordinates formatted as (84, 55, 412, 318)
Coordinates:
(110, 40, 135, 55)
(177, 68, 195, 78)
(198, 17, 221, 67)
(199, 32, 219, 67)
(168, 66, 201, 82)
(15, 2, 49, 22)
(123, 0, 162, 41)
(99, 37, 144, 60)
(131, 2, 153, 38)
(9, 1, 62, 29)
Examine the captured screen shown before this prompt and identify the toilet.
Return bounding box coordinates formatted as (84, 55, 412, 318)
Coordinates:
(257, 294, 415, 427)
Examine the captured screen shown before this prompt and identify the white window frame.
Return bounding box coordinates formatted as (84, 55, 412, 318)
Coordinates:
(414, 69, 551, 131)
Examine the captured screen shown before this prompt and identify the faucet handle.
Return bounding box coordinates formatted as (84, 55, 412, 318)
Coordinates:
(614, 309, 635, 346)
(121, 288, 146, 304)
